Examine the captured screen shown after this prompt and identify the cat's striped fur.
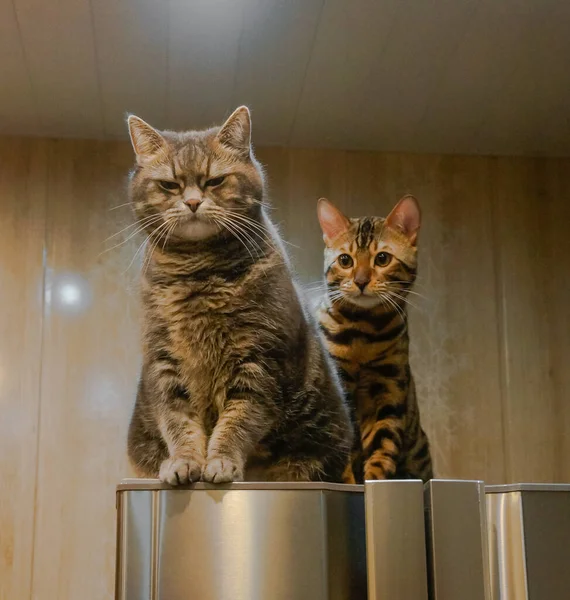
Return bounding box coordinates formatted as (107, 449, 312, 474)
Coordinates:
(316, 196, 433, 483)
(126, 107, 352, 485)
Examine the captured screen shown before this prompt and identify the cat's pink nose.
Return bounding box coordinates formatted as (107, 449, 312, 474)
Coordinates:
(185, 198, 202, 213)
(354, 272, 370, 291)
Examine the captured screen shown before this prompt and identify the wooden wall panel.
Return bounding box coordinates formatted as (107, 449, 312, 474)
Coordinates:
(492, 159, 562, 481)
(432, 156, 505, 481)
(0, 138, 569, 598)
(543, 159, 570, 481)
(0, 139, 48, 600)
(491, 157, 570, 482)
(30, 141, 138, 600)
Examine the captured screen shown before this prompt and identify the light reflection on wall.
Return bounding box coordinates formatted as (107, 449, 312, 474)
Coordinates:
(46, 272, 92, 315)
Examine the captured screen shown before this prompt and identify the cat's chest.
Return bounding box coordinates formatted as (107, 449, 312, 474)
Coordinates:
(155, 280, 247, 373)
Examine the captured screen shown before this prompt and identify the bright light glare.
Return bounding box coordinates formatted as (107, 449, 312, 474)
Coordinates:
(47, 272, 92, 314)
(58, 282, 82, 306)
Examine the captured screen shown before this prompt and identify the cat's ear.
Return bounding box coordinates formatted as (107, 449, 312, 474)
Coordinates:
(317, 198, 350, 245)
(385, 195, 421, 245)
(216, 106, 251, 157)
(127, 115, 168, 165)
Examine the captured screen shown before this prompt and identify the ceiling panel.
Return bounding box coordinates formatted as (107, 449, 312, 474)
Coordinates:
(0, 2, 38, 135)
(91, 0, 168, 137)
(471, 0, 570, 156)
(232, 0, 323, 145)
(289, 0, 401, 148)
(167, 0, 244, 131)
(409, 1, 540, 155)
(0, 0, 568, 156)
(13, 0, 103, 138)
(341, 0, 480, 151)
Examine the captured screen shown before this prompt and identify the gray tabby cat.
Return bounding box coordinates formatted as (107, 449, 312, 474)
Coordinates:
(126, 106, 352, 484)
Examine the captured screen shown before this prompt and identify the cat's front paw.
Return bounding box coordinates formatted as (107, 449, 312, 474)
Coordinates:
(202, 456, 244, 483)
(159, 455, 203, 485)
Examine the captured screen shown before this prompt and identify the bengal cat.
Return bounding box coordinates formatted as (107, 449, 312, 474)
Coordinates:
(126, 107, 352, 484)
(316, 195, 433, 484)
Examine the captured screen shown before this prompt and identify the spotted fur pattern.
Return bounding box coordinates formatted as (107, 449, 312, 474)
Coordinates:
(126, 108, 352, 485)
(316, 196, 433, 483)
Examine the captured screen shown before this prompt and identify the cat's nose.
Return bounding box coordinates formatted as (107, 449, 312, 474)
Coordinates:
(354, 272, 370, 291)
(185, 197, 203, 213)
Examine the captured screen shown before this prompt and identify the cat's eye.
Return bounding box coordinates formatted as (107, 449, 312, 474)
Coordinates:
(158, 180, 180, 192)
(375, 252, 392, 267)
(205, 176, 226, 188)
(338, 254, 353, 268)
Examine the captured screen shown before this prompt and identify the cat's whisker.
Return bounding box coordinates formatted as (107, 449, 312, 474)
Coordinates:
(304, 283, 328, 293)
(226, 221, 265, 258)
(378, 291, 406, 323)
(386, 280, 429, 295)
(210, 209, 283, 266)
(396, 289, 427, 300)
(127, 218, 172, 276)
(232, 198, 276, 212)
(227, 210, 300, 249)
(388, 290, 421, 312)
(212, 216, 258, 264)
(219, 216, 265, 258)
(385, 282, 428, 301)
(141, 218, 177, 277)
(387, 299, 406, 324)
(108, 202, 133, 211)
(102, 214, 165, 254)
(377, 293, 393, 315)
(220, 209, 291, 252)
(221, 211, 282, 255)
(162, 218, 179, 250)
(104, 212, 164, 241)
(124, 232, 151, 274)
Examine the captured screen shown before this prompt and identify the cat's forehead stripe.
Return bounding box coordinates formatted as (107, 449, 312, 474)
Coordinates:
(353, 217, 379, 249)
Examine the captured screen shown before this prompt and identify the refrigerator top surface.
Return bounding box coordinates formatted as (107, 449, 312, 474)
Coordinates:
(117, 478, 364, 493)
(486, 483, 570, 494)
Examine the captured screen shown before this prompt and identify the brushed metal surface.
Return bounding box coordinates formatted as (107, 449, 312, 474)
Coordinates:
(364, 480, 428, 600)
(117, 478, 364, 492)
(325, 490, 368, 600)
(486, 491, 528, 600)
(425, 480, 490, 600)
(115, 490, 153, 600)
(116, 484, 367, 600)
(486, 483, 570, 493)
(522, 491, 570, 600)
(486, 487, 570, 600)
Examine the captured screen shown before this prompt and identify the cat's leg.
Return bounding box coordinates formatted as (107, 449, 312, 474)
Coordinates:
(203, 363, 275, 483)
(157, 402, 207, 485)
(342, 463, 357, 484)
(361, 417, 403, 481)
(138, 353, 208, 485)
(151, 388, 206, 486)
(128, 392, 168, 477)
(339, 380, 362, 483)
(402, 425, 434, 481)
(203, 398, 272, 483)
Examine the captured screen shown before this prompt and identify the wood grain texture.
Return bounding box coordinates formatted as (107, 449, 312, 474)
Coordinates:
(30, 141, 138, 600)
(491, 157, 570, 482)
(0, 138, 47, 600)
(542, 159, 570, 481)
(0, 139, 569, 599)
